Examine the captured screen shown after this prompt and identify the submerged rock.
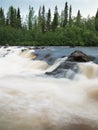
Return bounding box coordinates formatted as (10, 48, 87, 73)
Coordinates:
(67, 50, 91, 62)
(33, 52, 58, 65)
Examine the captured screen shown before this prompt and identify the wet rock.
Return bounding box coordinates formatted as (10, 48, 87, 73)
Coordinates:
(45, 50, 96, 78)
(67, 50, 91, 62)
(28, 47, 34, 50)
(7, 49, 11, 52)
(3, 46, 8, 49)
(55, 61, 78, 70)
(46, 61, 78, 78)
(3, 44, 9, 48)
(94, 57, 98, 64)
(33, 52, 56, 65)
(21, 49, 27, 52)
(89, 55, 96, 61)
(45, 50, 97, 78)
(33, 46, 45, 50)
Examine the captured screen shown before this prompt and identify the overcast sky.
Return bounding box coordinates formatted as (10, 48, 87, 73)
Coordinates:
(0, 0, 98, 18)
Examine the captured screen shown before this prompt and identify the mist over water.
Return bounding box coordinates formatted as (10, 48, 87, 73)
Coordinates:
(0, 46, 98, 130)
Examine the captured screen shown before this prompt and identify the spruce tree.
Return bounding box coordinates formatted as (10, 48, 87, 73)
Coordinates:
(52, 6, 58, 31)
(76, 10, 81, 26)
(63, 2, 68, 28)
(0, 8, 5, 26)
(33, 16, 37, 32)
(69, 5, 72, 26)
(38, 6, 42, 32)
(41, 5, 46, 33)
(60, 10, 64, 27)
(11, 7, 16, 27)
(7, 6, 17, 28)
(16, 8, 21, 28)
(46, 8, 51, 31)
(95, 9, 98, 31)
(28, 6, 35, 30)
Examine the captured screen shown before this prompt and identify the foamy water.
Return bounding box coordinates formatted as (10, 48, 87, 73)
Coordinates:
(0, 46, 98, 130)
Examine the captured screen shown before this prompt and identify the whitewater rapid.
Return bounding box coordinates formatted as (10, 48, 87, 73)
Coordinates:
(0, 46, 98, 130)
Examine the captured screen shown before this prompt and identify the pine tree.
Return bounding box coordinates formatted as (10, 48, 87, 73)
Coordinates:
(60, 10, 64, 27)
(69, 5, 72, 26)
(63, 2, 68, 28)
(38, 6, 42, 32)
(28, 6, 35, 30)
(11, 7, 16, 27)
(41, 5, 46, 33)
(95, 9, 98, 31)
(46, 8, 51, 31)
(16, 8, 21, 28)
(0, 7, 5, 26)
(7, 6, 17, 28)
(33, 16, 37, 32)
(76, 10, 81, 26)
(6, 16, 9, 26)
(52, 6, 58, 31)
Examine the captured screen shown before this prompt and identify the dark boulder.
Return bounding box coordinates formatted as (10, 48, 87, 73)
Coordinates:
(67, 50, 91, 62)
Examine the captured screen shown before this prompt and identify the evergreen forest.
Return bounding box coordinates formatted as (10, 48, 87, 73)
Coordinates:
(0, 2, 98, 46)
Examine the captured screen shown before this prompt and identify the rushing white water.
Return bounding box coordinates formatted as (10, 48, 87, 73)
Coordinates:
(0, 46, 98, 130)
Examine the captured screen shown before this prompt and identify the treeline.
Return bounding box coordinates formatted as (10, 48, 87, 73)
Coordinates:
(0, 2, 98, 46)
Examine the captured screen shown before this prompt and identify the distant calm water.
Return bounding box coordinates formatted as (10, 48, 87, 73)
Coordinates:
(33, 46, 98, 64)
(34, 46, 98, 57)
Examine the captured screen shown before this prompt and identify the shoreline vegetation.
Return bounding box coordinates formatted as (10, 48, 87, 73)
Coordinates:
(0, 2, 98, 46)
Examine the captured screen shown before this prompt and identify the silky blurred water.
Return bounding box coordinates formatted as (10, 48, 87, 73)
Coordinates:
(0, 46, 98, 130)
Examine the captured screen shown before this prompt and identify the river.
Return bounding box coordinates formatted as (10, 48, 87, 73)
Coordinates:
(0, 46, 98, 130)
